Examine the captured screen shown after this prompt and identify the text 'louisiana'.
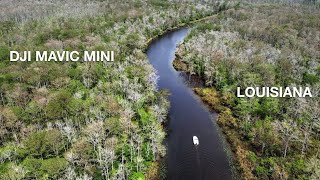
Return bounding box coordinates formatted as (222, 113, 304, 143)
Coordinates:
(237, 87, 312, 98)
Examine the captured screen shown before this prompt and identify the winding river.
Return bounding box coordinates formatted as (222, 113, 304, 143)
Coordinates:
(147, 28, 233, 180)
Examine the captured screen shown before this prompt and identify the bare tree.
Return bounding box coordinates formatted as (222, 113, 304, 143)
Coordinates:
(84, 121, 104, 151)
(96, 145, 115, 179)
(306, 156, 320, 179)
(274, 118, 300, 158)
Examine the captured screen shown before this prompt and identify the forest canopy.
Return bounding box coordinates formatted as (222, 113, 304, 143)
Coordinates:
(0, 0, 229, 179)
(175, 1, 320, 179)
(0, 0, 319, 179)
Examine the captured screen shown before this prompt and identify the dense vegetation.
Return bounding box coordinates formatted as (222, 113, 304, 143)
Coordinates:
(175, 2, 320, 179)
(0, 0, 232, 179)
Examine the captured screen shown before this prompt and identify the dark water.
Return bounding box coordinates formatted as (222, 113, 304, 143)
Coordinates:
(147, 28, 233, 180)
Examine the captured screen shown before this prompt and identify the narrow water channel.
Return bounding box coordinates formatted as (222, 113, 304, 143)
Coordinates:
(147, 28, 233, 180)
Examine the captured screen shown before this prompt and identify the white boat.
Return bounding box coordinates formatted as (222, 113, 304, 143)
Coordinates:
(193, 136, 199, 145)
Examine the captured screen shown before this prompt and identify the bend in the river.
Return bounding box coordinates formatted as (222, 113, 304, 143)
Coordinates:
(147, 28, 233, 180)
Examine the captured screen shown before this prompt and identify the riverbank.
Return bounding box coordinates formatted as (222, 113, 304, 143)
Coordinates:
(143, 5, 237, 179)
(172, 3, 320, 178)
(193, 87, 257, 179)
(173, 57, 257, 179)
(0, 1, 234, 179)
(173, 55, 255, 178)
(145, 14, 218, 47)
(147, 27, 233, 179)
(144, 0, 237, 49)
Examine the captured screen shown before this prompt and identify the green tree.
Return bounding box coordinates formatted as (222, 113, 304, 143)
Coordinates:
(23, 129, 66, 158)
(22, 158, 68, 179)
(45, 91, 73, 120)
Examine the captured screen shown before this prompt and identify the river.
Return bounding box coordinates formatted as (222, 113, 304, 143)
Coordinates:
(147, 28, 233, 180)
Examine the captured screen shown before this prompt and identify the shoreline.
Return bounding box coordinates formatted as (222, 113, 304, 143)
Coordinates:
(143, 7, 233, 179)
(172, 57, 254, 179)
(147, 27, 234, 179)
(144, 14, 218, 49)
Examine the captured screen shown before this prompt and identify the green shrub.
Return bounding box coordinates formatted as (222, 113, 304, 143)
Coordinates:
(0, 45, 10, 61)
(23, 129, 66, 158)
(22, 158, 68, 178)
(130, 172, 145, 180)
(303, 73, 319, 85)
(289, 159, 307, 179)
(254, 165, 269, 177)
(0, 162, 11, 175)
(45, 91, 73, 120)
